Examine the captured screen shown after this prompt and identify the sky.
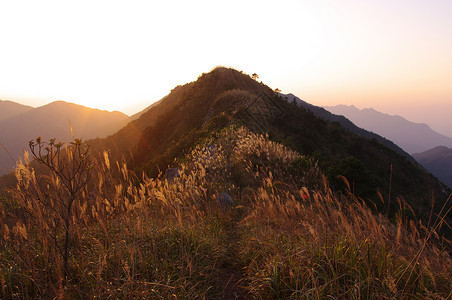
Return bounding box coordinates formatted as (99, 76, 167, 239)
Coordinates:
(1, 0, 451, 136)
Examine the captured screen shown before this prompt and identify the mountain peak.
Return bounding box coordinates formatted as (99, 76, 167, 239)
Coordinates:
(334, 104, 358, 110)
(42, 100, 91, 109)
(415, 145, 452, 156)
(0, 100, 34, 122)
(83, 67, 452, 242)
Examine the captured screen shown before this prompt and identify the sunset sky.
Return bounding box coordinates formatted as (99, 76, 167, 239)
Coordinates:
(1, 1, 451, 135)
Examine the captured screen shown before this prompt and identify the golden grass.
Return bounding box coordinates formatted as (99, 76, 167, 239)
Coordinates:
(0, 126, 450, 298)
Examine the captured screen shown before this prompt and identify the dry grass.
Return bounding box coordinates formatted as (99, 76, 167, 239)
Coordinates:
(0, 126, 450, 298)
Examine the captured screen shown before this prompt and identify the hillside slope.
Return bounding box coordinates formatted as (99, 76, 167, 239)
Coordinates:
(88, 84, 188, 161)
(87, 67, 450, 233)
(280, 94, 412, 161)
(0, 101, 129, 175)
(324, 104, 452, 154)
(413, 146, 452, 189)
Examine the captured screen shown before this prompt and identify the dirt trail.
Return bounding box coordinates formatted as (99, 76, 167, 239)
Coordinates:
(216, 208, 247, 299)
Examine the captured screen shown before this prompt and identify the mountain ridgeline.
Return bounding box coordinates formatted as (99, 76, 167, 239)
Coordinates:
(0, 100, 33, 121)
(88, 67, 450, 231)
(324, 104, 452, 154)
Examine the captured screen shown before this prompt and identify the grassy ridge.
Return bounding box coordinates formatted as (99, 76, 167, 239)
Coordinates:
(99, 67, 449, 236)
(0, 127, 450, 298)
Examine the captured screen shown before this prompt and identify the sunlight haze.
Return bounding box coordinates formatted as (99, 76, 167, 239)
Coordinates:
(1, 0, 451, 135)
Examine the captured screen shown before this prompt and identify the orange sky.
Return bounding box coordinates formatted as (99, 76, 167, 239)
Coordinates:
(1, 0, 451, 136)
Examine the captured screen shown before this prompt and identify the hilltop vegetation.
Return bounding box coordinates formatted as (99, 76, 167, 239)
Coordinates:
(1, 127, 451, 298)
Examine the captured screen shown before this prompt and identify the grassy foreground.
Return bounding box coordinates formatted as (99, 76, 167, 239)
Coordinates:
(1, 126, 451, 299)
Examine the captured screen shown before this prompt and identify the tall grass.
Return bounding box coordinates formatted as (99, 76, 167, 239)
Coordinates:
(0, 126, 450, 298)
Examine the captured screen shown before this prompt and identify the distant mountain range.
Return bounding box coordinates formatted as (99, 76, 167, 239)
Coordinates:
(323, 105, 452, 154)
(0, 100, 129, 175)
(412, 146, 452, 189)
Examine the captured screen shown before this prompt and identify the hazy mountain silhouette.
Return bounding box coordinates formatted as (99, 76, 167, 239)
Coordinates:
(412, 146, 452, 189)
(0, 100, 33, 121)
(324, 104, 452, 154)
(0, 100, 129, 175)
(86, 67, 449, 233)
